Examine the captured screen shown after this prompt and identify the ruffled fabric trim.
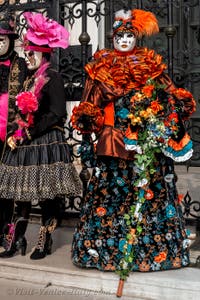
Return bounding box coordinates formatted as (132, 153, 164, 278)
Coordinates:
(124, 135, 142, 154)
(124, 131, 194, 162)
(0, 162, 82, 205)
(172, 88, 196, 120)
(168, 132, 191, 150)
(85, 47, 167, 94)
(0, 129, 82, 204)
(162, 139, 193, 162)
(124, 137, 138, 146)
(162, 148, 193, 162)
(71, 102, 104, 134)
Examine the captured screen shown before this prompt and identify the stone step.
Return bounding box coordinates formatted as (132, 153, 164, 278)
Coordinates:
(0, 224, 200, 300)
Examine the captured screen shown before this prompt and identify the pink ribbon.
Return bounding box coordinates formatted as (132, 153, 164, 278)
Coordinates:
(0, 60, 11, 66)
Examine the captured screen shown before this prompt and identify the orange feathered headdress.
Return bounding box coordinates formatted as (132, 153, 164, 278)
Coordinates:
(113, 9, 159, 38)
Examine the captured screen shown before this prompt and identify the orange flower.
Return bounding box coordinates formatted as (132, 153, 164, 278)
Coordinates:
(164, 120, 170, 127)
(130, 92, 145, 105)
(171, 125, 178, 131)
(130, 228, 136, 235)
(168, 98, 175, 105)
(128, 228, 136, 244)
(101, 188, 108, 195)
(142, 85, 155, 98)
(150, 100, 163, 114)
(154, 235, 161, 242)
(104, 264, 116, 271)
(139, 110, 151, 119)
(96, 207, 107, 217)
(172, 257, 181, 268)
(173, 88, 193, 99)
(139, 261, 151, 272)
(154, 251, 167, 263)
(167, 112, 179, 123)
(145, 189, 154, 200)
(84, 240, 91, 248)
(129, 115, 142, 125)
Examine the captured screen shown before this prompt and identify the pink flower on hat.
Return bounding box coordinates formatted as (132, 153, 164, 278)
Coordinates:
(23, 12, 70, 49)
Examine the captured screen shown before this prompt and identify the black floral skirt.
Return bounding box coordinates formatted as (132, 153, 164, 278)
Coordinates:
(72, 155, 190, 272)
(0, 129, 82, 205)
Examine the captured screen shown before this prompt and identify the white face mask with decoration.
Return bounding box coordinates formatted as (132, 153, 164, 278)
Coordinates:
(24, 50, 43, 70)
(0, 35, 10, 56)
(113, 31, 136, 52)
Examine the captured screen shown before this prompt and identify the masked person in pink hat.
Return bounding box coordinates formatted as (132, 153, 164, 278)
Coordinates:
(0, 12, 82, 259)
(0, 12, 28, 247)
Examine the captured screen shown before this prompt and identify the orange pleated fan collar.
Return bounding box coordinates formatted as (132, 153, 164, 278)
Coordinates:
(85, 47, 167, 94)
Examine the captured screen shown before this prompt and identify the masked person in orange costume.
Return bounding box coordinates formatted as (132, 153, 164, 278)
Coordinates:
(71, 8, 196, 275)
(0, 12, 82, 259)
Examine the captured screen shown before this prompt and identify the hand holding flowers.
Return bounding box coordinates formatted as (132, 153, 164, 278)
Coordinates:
(7, 91, 38, 149)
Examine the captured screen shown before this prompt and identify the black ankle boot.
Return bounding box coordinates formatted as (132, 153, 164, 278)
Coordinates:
(0, 236, 27, 258)
(30, 218, 57, 260)
(0, 218, 28, 258)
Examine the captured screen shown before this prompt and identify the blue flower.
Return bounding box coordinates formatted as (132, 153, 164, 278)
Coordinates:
(95, 220, 101, 227)
(116, 108, 129, 119)
(155, 183, 162, 190)
(77, 240, 83, 248)
(122, 170, 128, 176)
(162, 259, 172, 270)
(166, 204, 176, 218)
(123, 187, 129, 194)
(107, 238, 115, 247)
(116, 177, 125, 186)
(139, 189, 145, 198)
(143, 235, 150, 244)
(119, 239, 126, 252)
(82, 254, 89, 262)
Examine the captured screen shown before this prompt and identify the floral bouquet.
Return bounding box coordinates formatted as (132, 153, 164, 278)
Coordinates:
(13, 91, 38, 140)
(117, 78, 193, 281)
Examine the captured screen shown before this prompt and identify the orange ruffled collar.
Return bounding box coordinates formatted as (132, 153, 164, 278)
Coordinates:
(85, 47, 167, 94)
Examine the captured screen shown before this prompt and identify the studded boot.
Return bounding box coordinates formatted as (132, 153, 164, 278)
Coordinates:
(30, 218, 57, 260)
(0, 217, 28, 258)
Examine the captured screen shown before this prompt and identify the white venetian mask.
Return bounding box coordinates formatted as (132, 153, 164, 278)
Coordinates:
(113, 31, 136, 52)
(24, 50, 43, 70)
(0, 35, 10, 56)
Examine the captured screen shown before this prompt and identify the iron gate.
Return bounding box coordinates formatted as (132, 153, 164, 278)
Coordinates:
(0, 0, 200, 224)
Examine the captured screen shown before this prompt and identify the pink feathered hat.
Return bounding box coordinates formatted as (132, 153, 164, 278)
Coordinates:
(23, 12, 70, 53)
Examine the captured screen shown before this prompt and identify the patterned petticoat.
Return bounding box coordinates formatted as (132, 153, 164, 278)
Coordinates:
(0, 129, 82, 205)
(72, 155, 190, 272)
